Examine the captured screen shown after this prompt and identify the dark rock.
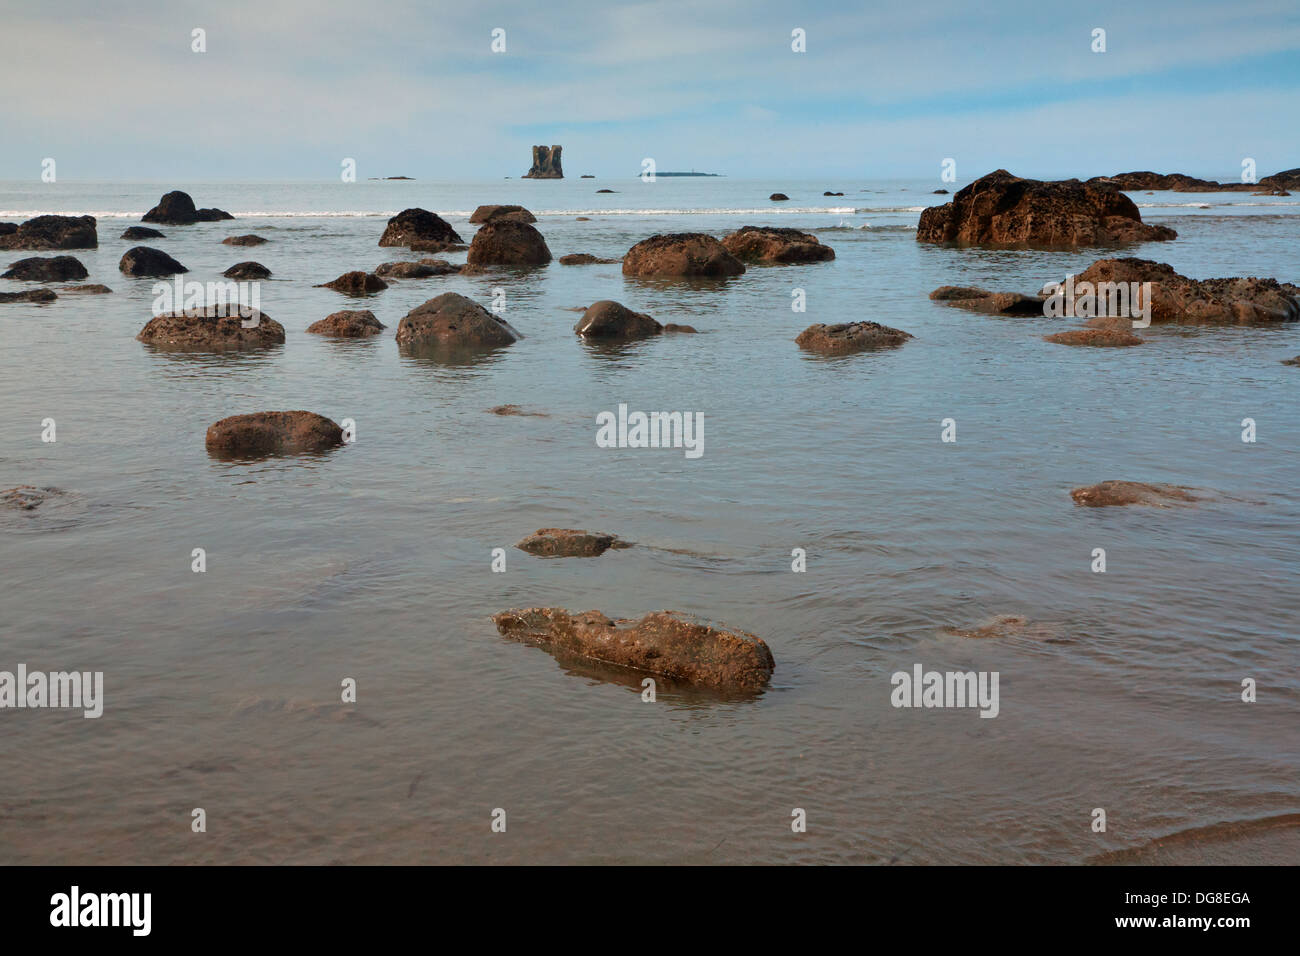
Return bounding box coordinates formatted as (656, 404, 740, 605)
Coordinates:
(492, 607, 775, 691)
(662, 323, 698, 333)
(574, 300, 662, 339)
(721, 226, 834, 264)
(1072, 258, 1300, 324)
(1283, 356, 1300, 366)
(1070, 481, 1200, 508)
(929, 286, 1045, 315)
(469, 204, 536, 224)
(559, 253, 619, 265)
(596, 188, 616, 193)
(59, 284, 112, 295)
(306, 310, 385, 337)
(796, 321, 912, 354)
(394, 292, 521, 348)
(488, 404, 548, 417)
(466, 220, 552, 267)
(916, 169, 1176, 247)
(409, 239, 466, 253)
(0, 223, 15, 237)
(119, 246, 187, 277)
(622, 233, 745, 278)
(933, 189, 949, 194)
(141, 190, 233, 225)
(0, 288, 57, 303)
(1044, 329, 1144, 346)
(223, 261, 271, 280)
(417, 258, 462, 275)
(0, 215, 97, 250)
(770, 193, 790, 201)
(374, 260, 439, 278)
(522, 145, 563, 179)
(205, 411, 343, 457)
(315, 271, 387, 294)
(378, 208, 463, 248)
(3, 255, 88, 281)
(121, 226, 165, 240)
(137, 306, 285, 350)
(823, 191, 844, 196)
(222, 234, 268, 246)
(515, 529, 630, 557)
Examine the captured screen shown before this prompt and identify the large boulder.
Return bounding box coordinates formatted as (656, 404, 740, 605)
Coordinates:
(1071, 258, 1300, 324)
(722, 226, 834, 264)
(377, 208, 462, 248)
(3, 256, 88, 281)
(121, 226, 165, 240)
(916, 170, 1177, 247)
(522, 145, 563, 179)
(469, 204, 537, 224)
(306, 310, 385, 337)
(315, 271, 387, 294)
(622, 233, 745, 278)
(205, 411, 343, 457)
(515, 529, 630, 557)
(394, 292, 521, 348)
(137, 306, 285, 349)
(0, 215, 97, 250)
(466, 220, 552, 267)
(119, 246, 188, 276)
(492, 608, 775, 691)
(574, 300, 662, 339)
(796, 321, 912, 354)
(141, 190, 233, 225)
(223, 261, 271, 280)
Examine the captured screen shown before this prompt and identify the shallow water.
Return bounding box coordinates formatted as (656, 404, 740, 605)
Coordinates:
(1, 177, 1297, 864)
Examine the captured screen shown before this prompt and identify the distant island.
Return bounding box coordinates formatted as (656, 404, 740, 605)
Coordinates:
(649, 171, 722, 177)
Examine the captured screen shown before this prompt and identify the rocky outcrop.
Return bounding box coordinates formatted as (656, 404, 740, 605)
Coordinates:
(1088, 168, 1300, 193)
(315, 271, 387, 294)
(394, 292, 521, 348)
(559, 253, 619, 265)
(515, 529, 630, 557)
(916, 170, 1177, 247)
(466, 220, 552, 267)
(796, 321, 912, 354)
(522, 145, 563, 179)
(1069, 481, 1200, 507)
(223, 234, 267, 246)
(574, 300, 662, 339)
(622, 233, 745, 278)
(1071, 259, 1300, 324)
(492, 608, 775, 691)
(223, 261, 271, 280)
(306, 310, 385, 337)
(0, 215, 97, 250)
(929, 286, 1045, 315)
(721, 226, 835, 264)
(205, 411, 343, 456)
(1044, 329, 1144, 346)
(3, 256, 88, 281)
(121, 226, 165, 240)
(469, 204, 537, 224)
(141, 190, 233, 225)
(137, 307, 285, 349)
(378, 208, 463, 248)
(119, 246, 188, 276)
(0, 288, 57, 303)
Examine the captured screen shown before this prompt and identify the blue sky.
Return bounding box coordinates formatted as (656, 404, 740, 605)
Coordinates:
(1, 0, 1297, 181)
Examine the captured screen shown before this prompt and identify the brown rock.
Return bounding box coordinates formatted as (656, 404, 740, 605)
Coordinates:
(394, 292, 521, 348)
(622, 233, 745, 278)
(315, 271, 387, 294)
(58, 284, 112, 295)
(417, 258, 462, 275)
(522, 145, 563, 179)
(662, 323, 698, 333)
(223, 261, 271, 280)
(1072, 258, 1300, 324)
(0, 288, 57, 303)
(559, 253, 619, 265)
(514, 529, 629, 557)
(796, 321, 912, 354)
(466, 220, 552, 267)
(205, 411, 343, 457)
(1069, 481, 1200, 507)
(574, 300, 662, 339)
(1044, 329, 1144, 346)
(2, 485, 65, 511)
(121, 226, 164, 240)
(3, 256, 88, 281)
(378, 208, 463, 248)
(488, 404, 547, 417)
(769, 193, 790, 201)
(929, 286, 1046, 315)
(119, 246, 187, 277)
(137, 306, 285, 349)
(1282, 356, 1300, 366)
(306, 310, 385, 337)
(492, 607, 775, 691)
(722, 226, 835, 264)
(374, 260, 440, 278)
(223, 234, 268, 246)
(0, 215, 98, 251)
(469, 204, 537, 224)
(916, 169, 1176, 247)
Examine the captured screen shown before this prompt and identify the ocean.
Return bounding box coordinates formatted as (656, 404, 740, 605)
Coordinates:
(1, 177, 1297, 864)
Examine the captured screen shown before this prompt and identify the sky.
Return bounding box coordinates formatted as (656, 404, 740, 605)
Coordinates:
(1, 0, 1297, 182)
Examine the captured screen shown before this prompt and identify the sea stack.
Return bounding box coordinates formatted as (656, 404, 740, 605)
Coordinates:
(522, 145, 563, 179)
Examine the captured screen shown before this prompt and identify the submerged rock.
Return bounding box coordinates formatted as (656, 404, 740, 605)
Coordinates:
(3, 255, 88, 281)
(559, 253, 619, 265)
(1044, 329, 1144, 346)
(119, 246, 188, 276)
(574, 300, 662, 339)
(394, 292, 521, 348)
(515, 529, 630, 557)
(0, 215, 98, 250)
(0, 288, 57, 303)
(466, 220, 552, 267)
(1070, 481, 1200, 507)
(929, 286, 1045, 315)
(2, 485, 66, 511)
(796, 321, 912, 354)
(222, 234, 268, 246)
(306, 310, 385, 337)
(315, 270, 387, 294)
(223, 261, 271, 280)
(622, 233, 745, 278)
(916, 169, 1176, 247)
(205, 411, 344, 456)
(488, 404, 548, 417)
(492, 607, 775, 691)
(378, 208, 462, 248)
(469, 204, 537, 224)
(142, 190, 233, 225)
(1283, 356, 1300, 366)
(417, 258, 462, 275)
(137, 306, 285, 349)
(121, 226, 165, 240)
(374, 260, 439, 278)
(59, 284, 112, 294)
(769, 193, 790, 201)
(722, 226, 835, 264)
